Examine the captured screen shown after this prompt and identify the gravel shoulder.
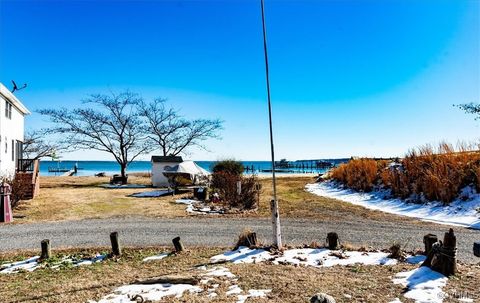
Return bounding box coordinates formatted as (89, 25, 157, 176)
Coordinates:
(1, 216, 479, 264)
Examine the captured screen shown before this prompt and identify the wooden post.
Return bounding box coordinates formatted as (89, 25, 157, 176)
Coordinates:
(172, 236, 184, 252)
(110, 232, 121, 256)
(441, 228, 457, 276)
(474, 241, 480, 257)
(326, 232, 339, 250)
(423, 234, 438, 255)
(236, 181, 242, 195)
(270, 199, 282, 249)
(40, 239, 51, 260)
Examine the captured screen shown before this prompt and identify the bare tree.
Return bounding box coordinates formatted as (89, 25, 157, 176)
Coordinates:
(138, 99, 223, 156)
(23, 129, 63, 160)
(38, 91, 150, 183)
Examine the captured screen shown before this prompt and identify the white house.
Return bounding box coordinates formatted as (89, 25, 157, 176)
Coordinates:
(151, 156, 184, 187)
(0, 83, 30, 177)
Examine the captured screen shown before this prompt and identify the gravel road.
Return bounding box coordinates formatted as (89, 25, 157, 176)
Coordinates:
(1, 217, 479, 263)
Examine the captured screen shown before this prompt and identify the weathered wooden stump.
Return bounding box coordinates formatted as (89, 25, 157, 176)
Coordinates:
(423, 234, 438, 255)
(236, 230, 258, 248)
(423, 229, 457, 276)
(110, 232, 122, 256)
(326, 232, 339, 250)
(40, 239, 51, 260)
(172, 236, 184, 252)
(474, 241, 480, 257)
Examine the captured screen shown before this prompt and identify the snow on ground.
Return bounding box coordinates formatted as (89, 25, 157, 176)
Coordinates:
(0, 256, 40, 274)
(175, 199, 225, 215)
(101, 184, 148, 189)
(93, 283, 203, 303)
(406, 255, 427, 265)
(210, 246, 399, 267)
(131, 190, 172, 198)
(392, 266, 448, 303)
(306, 181, 480, 229)
(142, 252, 170, 262)
(0, 254, 107, 274)
(91, 266, 271, 303)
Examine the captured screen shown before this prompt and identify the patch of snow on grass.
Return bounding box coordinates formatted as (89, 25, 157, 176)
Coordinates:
(94, 283, 202, 303)
(392, 266, 447, 303)
(211, 246, 398, 268)
(0, 256, 40, 274)
(175, 199, 224, 215)
(210, 246, 272, 264)
(237, 289, 272, 303)
(306, 182, 480, 230)
(1, 254, 108, 274)
(101, 184, 148, 189)
(406, 255, 427, 265)
(142, 252, 170, 262)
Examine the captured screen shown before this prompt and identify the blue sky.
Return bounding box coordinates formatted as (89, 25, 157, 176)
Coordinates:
(0, 0, 479, 161)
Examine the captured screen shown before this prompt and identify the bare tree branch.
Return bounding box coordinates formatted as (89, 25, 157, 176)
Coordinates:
(38, 91, 151, 182)
(137, 99, 223, 156)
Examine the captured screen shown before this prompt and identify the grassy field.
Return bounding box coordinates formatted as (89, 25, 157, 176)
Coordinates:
(1, 246, 478, 303)
(12, 175, 436, 225)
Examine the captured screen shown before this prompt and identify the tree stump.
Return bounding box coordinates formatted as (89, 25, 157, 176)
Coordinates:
(110, 232, 121, 256)
(423, 229, 457, 276)
(172, 236, 184, 252)
(326, 232, 339, 250)
(40, 239, 51, 260)
(423, 234, 438, 255)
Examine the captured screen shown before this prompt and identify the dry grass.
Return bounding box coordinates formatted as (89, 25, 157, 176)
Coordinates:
(256, 176, 428, 224)
(13, 175, 431, 225)
(1, 246, 478, 303)
(14, 176, 191, 223)
(331, 142, 480, 204)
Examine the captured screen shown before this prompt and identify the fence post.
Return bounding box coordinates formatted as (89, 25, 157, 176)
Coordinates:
(172, 236, 184, 252)
(40, 239, 51, 260)
(110, 232, 121, 256)
(236, 181, 242, 195)
(326, 232, 339, 250)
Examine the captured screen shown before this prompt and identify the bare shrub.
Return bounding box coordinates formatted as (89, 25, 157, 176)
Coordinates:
(211, 172, 260, 210)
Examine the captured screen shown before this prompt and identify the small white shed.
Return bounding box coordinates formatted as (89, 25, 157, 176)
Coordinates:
(151, 156, 183, 187)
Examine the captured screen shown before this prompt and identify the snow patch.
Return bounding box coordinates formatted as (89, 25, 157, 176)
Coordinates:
(0, 254, 107, 274)
(142, 253, 170, 262)
(306, 182, 480, 229)
(392, 266, 448, 303)
(101, 184, 147, 189)
(211, 246, 399, 268)
(175, 199, 225, 215)
(94, 283, 202, 303)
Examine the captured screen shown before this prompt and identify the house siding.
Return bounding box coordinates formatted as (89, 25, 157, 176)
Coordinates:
(0, 89, 27, 178)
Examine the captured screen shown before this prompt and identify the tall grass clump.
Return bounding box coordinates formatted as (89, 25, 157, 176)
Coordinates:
(331, 142, 480, 204)
(330, 158, 387, 192)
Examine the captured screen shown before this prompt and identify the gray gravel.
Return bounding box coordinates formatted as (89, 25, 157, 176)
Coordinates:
(1, 217, 479, 263)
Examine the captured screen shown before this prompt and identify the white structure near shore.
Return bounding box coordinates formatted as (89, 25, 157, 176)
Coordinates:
(151, 156, 183, 187)
(0, 83, 30, 177)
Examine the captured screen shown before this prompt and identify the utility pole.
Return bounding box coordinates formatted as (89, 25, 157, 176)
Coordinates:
(260, 0, 282, 249)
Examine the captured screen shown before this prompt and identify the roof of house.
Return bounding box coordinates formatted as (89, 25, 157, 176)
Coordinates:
(151, 156, 183, 163)
(0, 83, 31, 115)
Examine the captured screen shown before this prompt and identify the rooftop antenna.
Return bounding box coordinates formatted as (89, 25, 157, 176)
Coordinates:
(11, 80, 27, 93)
(260, 0, 282, 249)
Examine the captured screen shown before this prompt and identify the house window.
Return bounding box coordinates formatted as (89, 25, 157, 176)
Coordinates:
(5, 101, 12, 119)
(12, 139, 14, 161)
